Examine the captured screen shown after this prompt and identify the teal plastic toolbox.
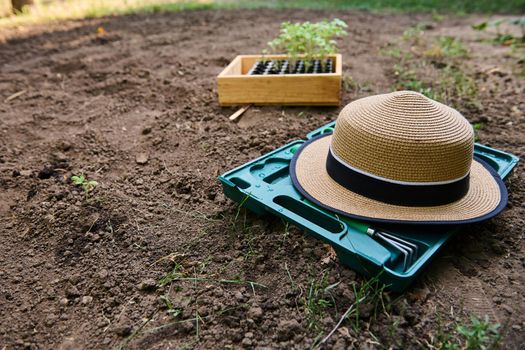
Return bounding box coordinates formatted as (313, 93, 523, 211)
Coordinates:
(219, 121, 519, 292)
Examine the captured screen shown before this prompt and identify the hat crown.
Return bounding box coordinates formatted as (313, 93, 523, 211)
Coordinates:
(331, 91, 474, 183)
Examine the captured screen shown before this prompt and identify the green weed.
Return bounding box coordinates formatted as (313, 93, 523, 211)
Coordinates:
(381, 45, 403, 58)
(402, 25, 424, 43)
(71, 174, 98, 195)
(159, 294, 183, 318)
(242, 225, 258, 260)
(435, 65, 479, 108)
(157, 262, 185, 287)
(394, 64, 481, 109)
(233, 208, 259, 260)
(457, 315, 501, 350)
(472, 122, 484, 141)
(316, 274, 388, 347)
(3, 0, 525, 28)
(303, 272, 338, 329)
(281, 220, 291, 249)
(428, 315, 501, 350)
(196, 256, 212, 275)
(157, 253, 265, 290)
(114, 309, 158, 350)
(388, 23, 480, 109)
(160, 274, 266, 290)
(393, 63, 436, 99)
(229, 195, 264, 260)
(516, 55, 525, 76)
(387, 316, 402, 347)
(425, 36, 469, 58)
(349, 274, 388, 331)
(284, 262, 296, 291)
(431, 10, 445, 22)
(473, 17, 525, 48)
(343, 75, 372, 93)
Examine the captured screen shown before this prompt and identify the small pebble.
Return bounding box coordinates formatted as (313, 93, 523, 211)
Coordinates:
(247, 306, 263, 320)
(234, 291, 244, 302)
(66, 286, 80, 298)
(197, 305, 208, 316)
(138, 278, 157, 292)
(501, 304, 513, 314)
(135, 153, 149, 165)
(81, 296, 93, 305)
(241, 337, 253, 347)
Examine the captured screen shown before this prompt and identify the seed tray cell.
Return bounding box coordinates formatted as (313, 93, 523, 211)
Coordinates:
(219, 122, 519, 292)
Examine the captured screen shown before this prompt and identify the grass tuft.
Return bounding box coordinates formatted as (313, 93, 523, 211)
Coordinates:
(315, 273, 388, 348)
(303, 271, 338, 330)
(424, 36, 469, 58)
(428, 315, 501, 350)
(1, 0, 524, 27)
(388, 24, 480, 111)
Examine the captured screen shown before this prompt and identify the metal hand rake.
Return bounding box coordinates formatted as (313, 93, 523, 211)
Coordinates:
(347, 219, 419, 272)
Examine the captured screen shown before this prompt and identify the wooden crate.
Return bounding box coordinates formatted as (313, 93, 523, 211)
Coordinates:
(217, 54, 342, 106)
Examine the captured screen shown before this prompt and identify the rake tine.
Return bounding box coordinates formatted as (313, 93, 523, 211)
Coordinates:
(366, 228, 421, 272)
(367, 228, 411, 271)
(379, 234, 411, 271)
(377, 231, 419, 264)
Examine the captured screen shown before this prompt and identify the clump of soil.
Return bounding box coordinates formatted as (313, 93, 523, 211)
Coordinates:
(0, 9, 523, 350)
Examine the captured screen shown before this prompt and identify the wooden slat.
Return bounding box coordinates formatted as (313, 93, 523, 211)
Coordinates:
(228, 104, 251, 121)
(218, 55, 242, 76)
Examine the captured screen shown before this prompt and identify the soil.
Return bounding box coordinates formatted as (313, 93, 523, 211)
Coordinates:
(0, 9, 524, 350)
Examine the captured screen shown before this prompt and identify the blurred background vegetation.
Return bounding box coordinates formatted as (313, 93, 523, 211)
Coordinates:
(1, 0, 524, 27)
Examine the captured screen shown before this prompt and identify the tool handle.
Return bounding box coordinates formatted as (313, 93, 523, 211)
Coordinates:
(345, 219, 370, 235)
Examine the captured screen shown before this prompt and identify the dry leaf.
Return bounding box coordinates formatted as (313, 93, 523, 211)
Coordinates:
(337, 326, 351, 338)
(321, 245, 337, 265)
(97, 27, 107, 36)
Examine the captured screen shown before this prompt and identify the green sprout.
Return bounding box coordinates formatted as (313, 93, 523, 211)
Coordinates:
(473, 17, 525, 48)
(71, 174, 98, 194)
(267, 18, 347, 71)
(303, 272, 337, 330)
(159, 295, 183, 319)
(434, 315, 501, 350)
(456, 315, 501, 350)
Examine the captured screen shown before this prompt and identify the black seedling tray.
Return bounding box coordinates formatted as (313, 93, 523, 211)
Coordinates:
(248, 59, 334, 75)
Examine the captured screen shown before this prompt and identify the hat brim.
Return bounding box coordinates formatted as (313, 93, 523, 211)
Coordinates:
(290, 134, 508, 225)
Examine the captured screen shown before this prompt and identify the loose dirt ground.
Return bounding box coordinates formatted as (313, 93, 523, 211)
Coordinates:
(0, 9, 523, 350)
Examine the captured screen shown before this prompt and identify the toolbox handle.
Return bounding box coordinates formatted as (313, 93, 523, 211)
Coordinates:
(272, 195, 346, 245)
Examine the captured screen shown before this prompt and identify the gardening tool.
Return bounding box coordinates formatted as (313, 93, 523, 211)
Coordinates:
(219, 120, 519, 291)
(303, 195, 419, 272)
(346, 219, 418, 272)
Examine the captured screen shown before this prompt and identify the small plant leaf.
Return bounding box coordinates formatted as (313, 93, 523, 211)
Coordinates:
(71, 175, 85, 185)
(266, 18, 347, 66)
(472, 22, 487, 31)
(71, 174, 98, 195)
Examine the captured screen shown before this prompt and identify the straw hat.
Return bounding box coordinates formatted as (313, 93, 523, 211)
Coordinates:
(290, 91, 508, 224)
